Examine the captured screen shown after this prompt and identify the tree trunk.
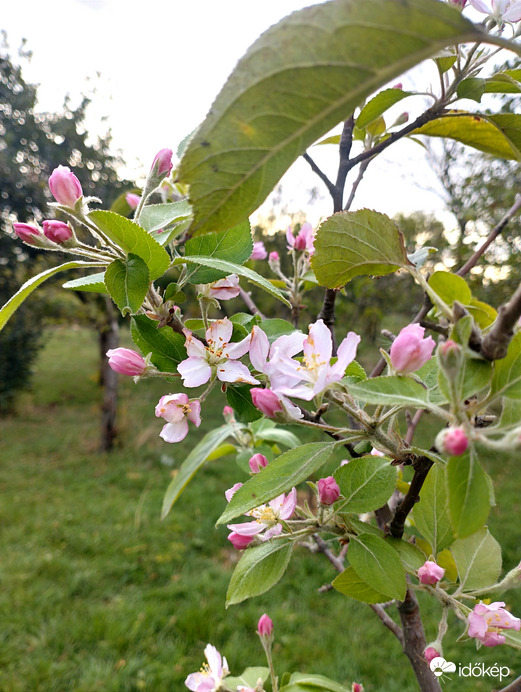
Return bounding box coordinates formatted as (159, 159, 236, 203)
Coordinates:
(98, 296, 119, 452)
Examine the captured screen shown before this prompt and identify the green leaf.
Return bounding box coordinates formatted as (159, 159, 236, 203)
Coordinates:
(451, 527, 502, 592)
(357, 88, 413, 129)
(283, 673, 351, 692)
(428, 271, 472, 306)
(438, 357, 493, 404)
(185, 221, 253, 283)
(347, 375, 434, 409)
(332, 566, 389, 604)
(104, 254, 149, 317)
(226, 385, 262, 423)
(174, 255, 290, 306)
(226, 540, 293, 606)
(411, 112, 521, 161)
(226, 668, 269, 690)
(161, 424, 234, 519)
(89, 210, 170, 279)
(334, 455, 397, 513)
(456, 77, 486, 102)
(387, 537, 427, 574)
(179, 0, 486, 235)
(312, 210, 411, 288)
(413, 463, 453, 555)
(130, 314, 186, 371)
(259, 318, 298, 342)
(218, 442, 336, 525)
(348, 533, 407, 600)
(254, 426, 300, 449)
(490, 332, 521, 400)
(139, 200, 192, 233)
(62, 271, 107, 294)
(447, 450, 491, 538)
(0, 260, 105, 332)
(467, 299, 497, 329)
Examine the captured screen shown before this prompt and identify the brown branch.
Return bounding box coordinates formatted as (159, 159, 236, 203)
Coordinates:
(390, 456, 433, 540)
(239, 286, 265, 320)
(313, 534, 345, 572)
(496, 673, 521, 692)
(371, 604, 404, 645)
(334, 116, 356, 211)
(398, 589, 442, 692)
(344, 159, 370, 212)
(480, 281, 521, 361)
(456, 195, 521, 278)
(302, 152, 337, 199)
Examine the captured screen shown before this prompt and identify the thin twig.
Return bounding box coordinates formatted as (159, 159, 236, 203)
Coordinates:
(390, 456, 434, 540)
(405, 410, 424, 446)
(239, 286, 265, 320)
(312, 534, 345, 572)
(370, 604, 404, 645)
(302, 152, 337, 199)
(344, 159, 370, 212)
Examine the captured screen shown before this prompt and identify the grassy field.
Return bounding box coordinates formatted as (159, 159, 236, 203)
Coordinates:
(1, 326, 520, 691)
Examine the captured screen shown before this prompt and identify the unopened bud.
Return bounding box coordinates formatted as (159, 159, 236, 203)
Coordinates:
(418, 560, 445, 585)
(42, 220, 74, 244)
(13, 222, 43, 245)
(250, 388, 283, 418)
(438, 339, 464, 379)
(317, 476, 341, 505)
(249, 453, 269, 474)
(257, 613, 274, 639)
(49, 165, 83, 207)
(424, 646, 440, 664)
(352, 684, 364, 692)
(268, 251, 281, 273)
(126, 193, 141, 209)
(107, 348, 147, 376)
(222, 405, 235, 422)
(435, 427, 469, 456)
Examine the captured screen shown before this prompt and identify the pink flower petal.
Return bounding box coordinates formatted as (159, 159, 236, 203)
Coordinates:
(217, 360, 259, 385)
(206, 318, 233, 346)
(159, 419, 189, 443)
(227, 521, 265, 536)
(225, 333, 253, 360)
(178, 357, 212, 387)
(183, 330, 206, 359)
(187, 400, 202, 427)
(250, 326, 270, 372)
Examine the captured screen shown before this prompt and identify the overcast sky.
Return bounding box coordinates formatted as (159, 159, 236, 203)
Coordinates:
(2, 0, 451, 227)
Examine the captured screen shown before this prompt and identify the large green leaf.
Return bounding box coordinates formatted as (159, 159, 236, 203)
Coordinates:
(139, 200, 192, 233)
(130, 314, 186, 371)
(334, 455, 397, 513)
(179, 0, 487, 235)
(348, 533, 407, 600)
(89, 210, 170, 279)
(226, 385, 262, 423)
(185, 221, 253, 283)
(411, 112, 521, 160)
(62, 271, 107, 294)
(332, 566, 389, 604)
(161, 424, 234, 519)
(428, 271, 472, 306)
(447, 450, 491, 538)
(451, 527, 502, 592)
(312, 210, 411, 288)
(104, 254, 149, 316)
(490, 332, 521, 400)
(226, 540, 293, 605)
(347, 375, 435, 409)
(413, 463, 453, 555)
(218, 442, 336, 524)
(174, 255, 290, 306)
(0, 260, 105, 332)
(356, 88, 413, 129)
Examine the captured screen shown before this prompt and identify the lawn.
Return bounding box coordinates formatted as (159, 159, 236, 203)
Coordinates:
(0, 326, 520, 691)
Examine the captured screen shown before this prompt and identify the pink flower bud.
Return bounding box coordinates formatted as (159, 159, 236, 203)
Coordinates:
(126, 193, 141, 209)
(250, 241, 267, 260)
(106, 348, 147, 376)
(222, 405, 235, 422)
(42, 220, 73, 243)
(152, 148, 173, 178)
(49, 165, 83, 207)
(393, 83, 403, 89)
(436, 427, 469, 456)
(269, 251, 279, 262)
(317, 476, 341, 505)
(249, 453, 269, 474)
(250, 388, 283, 418)
(352, 684, 364, 692)
(228, 532, 253, 550)
(424, 647, 440, 664)
(418, 560, 445, 585)
(390, 324, 435, 374)
(257, 613, 273, 638)
(13, 222, 42, 245)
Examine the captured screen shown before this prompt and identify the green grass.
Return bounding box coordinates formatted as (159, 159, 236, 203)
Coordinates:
(1, 327, 520, 691)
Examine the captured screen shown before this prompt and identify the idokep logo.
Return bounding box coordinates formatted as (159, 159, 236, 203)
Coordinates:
(430, 657, 511, 684)
(430, 657, 456, 682)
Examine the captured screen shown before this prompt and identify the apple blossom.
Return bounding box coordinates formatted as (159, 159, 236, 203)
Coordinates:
(250, 241, 267, 260)
(467, 601, 521, 646)
(286, 222, 314, 253)
(227, 488, 297, 541)
(389, 324, 435, 374)
(42, 220, 73, 244)
(107, 348, 147, 376)
(13, 222, 42, 245)
(469, 0, 521, 24)
(48, 165, 83, 206)
(418, 561, 445, 585)
(197, 275, 240, 301)
(185, 643, 229, 691)
(317, 476, 341, 505)
(249, 453, 269, 474)
(155, 393, 201, 443)
(177, 318, 259, 388)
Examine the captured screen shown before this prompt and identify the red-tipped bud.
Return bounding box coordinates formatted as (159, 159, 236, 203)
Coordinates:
(250, 388, 283, 418)
(126, 193, 141, 209)
(152, 148, 173, 178)
(13, 223, 42, 245)
(436, 427, 469, 456)
(42, 220, 73, 244)
(257, 614, 274, 638)
(49, 165, 83, 207)
(424, 647, 440, 664)
(107, 348, 147, 376)
(352, 684, 364, 692)
(249, 453, 269, 474)
(317, 476, 341, 505)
